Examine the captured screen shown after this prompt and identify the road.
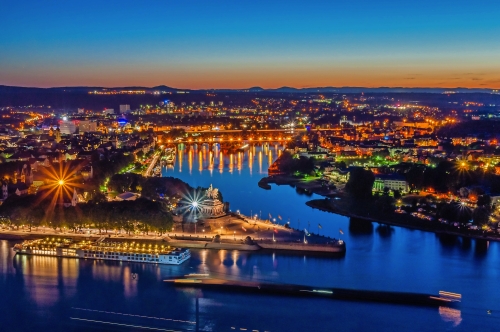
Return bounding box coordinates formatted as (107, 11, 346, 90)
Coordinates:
(143, 153, 160, 177)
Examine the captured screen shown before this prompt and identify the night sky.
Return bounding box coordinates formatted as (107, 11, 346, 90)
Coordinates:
(1, 0, 500, 88)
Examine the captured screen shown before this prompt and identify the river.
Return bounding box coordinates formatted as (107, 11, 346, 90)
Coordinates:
(0, 144, 497, 331)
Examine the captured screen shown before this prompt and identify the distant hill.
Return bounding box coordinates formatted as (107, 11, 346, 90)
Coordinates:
(0, 85, 496, 94)
(1, 84, 499, 110)
(437, 119, 500, 138)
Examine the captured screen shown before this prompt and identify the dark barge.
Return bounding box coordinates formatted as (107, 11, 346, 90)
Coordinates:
(165, 276, 461, 307)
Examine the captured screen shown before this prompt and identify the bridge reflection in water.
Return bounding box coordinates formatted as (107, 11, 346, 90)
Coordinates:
(166, 143, 283, 175)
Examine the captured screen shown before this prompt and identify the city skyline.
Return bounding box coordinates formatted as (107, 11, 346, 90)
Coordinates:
(1, 0, 500, 89)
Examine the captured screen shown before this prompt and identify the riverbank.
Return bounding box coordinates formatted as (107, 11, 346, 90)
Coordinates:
(306, 198, 500, 243)
(0, 227, 346, 255)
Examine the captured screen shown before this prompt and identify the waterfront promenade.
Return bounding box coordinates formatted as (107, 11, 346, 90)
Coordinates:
(0, 211, 344, 254)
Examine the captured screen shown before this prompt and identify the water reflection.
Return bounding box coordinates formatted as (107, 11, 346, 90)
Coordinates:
(437, 233, 461, 247)
(0, 236, 496, 332)
(295, 187, 314, 197)
(3, 143, 496, 330)
(439, 306, 462, 327)
(461, 237, 472, 250)
(376, 225, 394, 238)
(13, 254, 79, 306)
(163, 143, 283, 177)
(474, 240, 489, 258)
(348, 218, 374, 235)
(123, 265, 138, 298)
(436, 233, 491, 257)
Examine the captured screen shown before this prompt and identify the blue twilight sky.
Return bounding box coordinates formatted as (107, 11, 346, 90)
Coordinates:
(1, 0, 500, 88)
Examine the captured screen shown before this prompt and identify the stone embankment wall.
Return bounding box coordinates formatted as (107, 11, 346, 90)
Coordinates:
(257, 242, 345, 253)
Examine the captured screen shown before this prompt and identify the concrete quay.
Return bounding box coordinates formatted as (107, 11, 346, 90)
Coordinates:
(164, 235, 261, 251)
(0, 226, 345, 255)
(163, 235, 345, 254)
(177, 212, 346, 254)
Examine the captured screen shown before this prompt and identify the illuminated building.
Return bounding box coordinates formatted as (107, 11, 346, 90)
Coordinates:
(119, 104, 131, 113)
(59, 121, 76, 135)
(78, 120, 97, 133)
(373, 174, 409, 193)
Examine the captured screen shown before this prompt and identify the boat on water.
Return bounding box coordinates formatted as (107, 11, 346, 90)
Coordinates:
(165, 154, 175, 164)
(13, 238, 191, 265)
(165, 276, 461, 307)
(164, 149, 175, 164)
(236, 144, 250, 152)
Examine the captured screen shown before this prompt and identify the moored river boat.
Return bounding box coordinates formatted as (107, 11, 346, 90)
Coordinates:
(13, 238, 190, 265)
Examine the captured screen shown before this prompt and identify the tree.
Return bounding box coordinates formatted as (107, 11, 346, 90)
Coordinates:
(372, 150, 390, 160)
(166, 128, 186, 140)
(296, 156, 315, 174)
(335, 161, 347, 170)
(406, 166, 425, 191)
(393, 190, 402, 200)
(456, 204, 472, 224)
(472, 207, 490, 226)
(437, 203, 455, 221)
(375, 195, 394, 214)
(477, 195, 491, 207)
(411, 198, 418, 209)
(345, 168, 375, 200)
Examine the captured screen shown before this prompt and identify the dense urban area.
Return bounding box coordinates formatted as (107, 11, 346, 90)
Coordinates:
(1, 86, 500, 240)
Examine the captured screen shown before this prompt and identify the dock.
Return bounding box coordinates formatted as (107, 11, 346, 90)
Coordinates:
(165, 277, 461, 307)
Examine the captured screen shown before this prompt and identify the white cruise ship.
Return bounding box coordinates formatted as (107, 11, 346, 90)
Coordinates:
(13, 238, 190, 265)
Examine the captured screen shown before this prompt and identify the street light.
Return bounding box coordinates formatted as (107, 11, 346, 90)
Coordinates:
(58, 180, 64, 186)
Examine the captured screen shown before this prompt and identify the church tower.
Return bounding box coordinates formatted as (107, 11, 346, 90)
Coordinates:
(55, 127, 62, 143)
(72, 188, 78, 206)
(2, 182, 8, 200)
